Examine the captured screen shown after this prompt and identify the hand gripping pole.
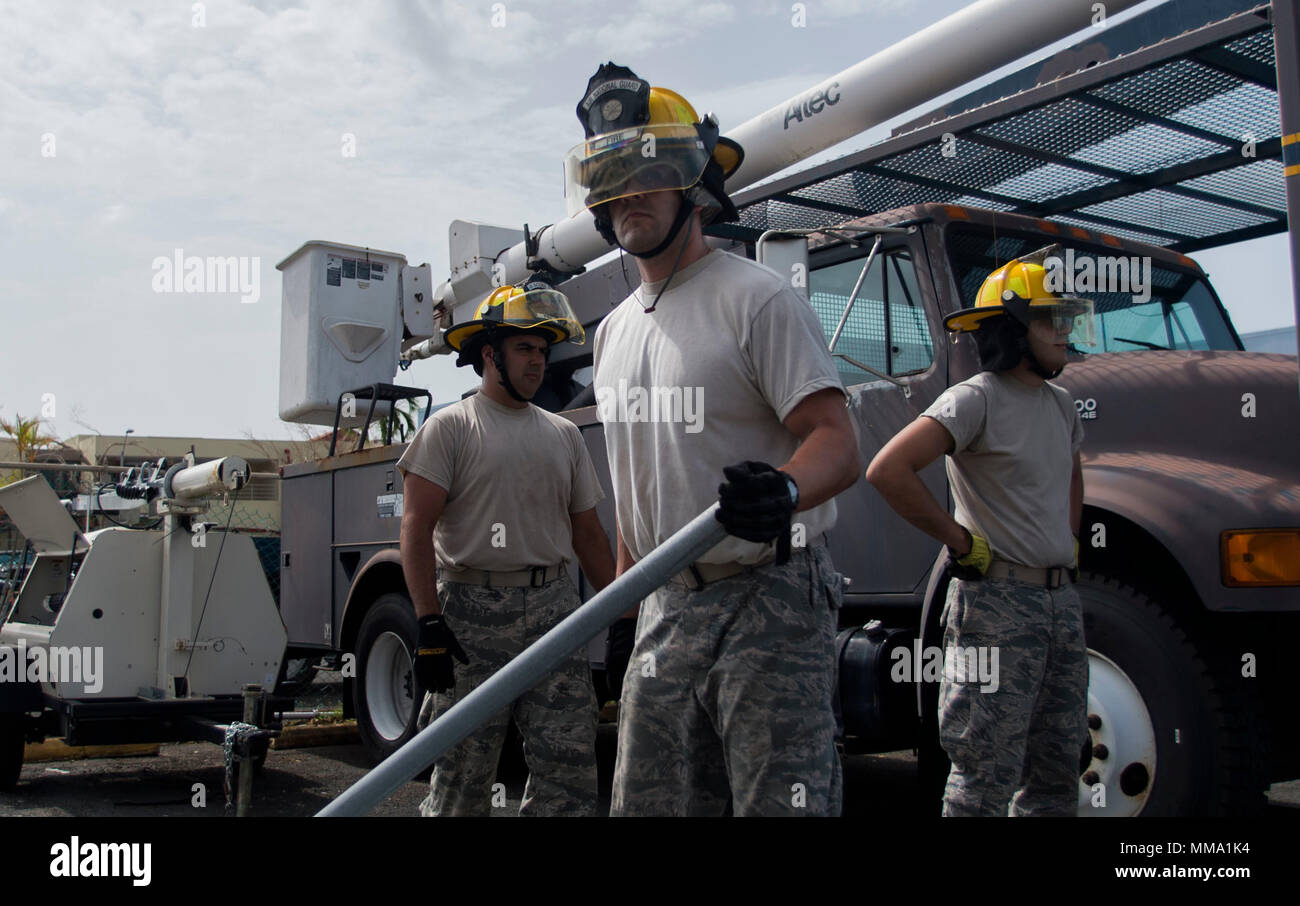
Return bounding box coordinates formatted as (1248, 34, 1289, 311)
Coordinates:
(317, 505, 728, 817)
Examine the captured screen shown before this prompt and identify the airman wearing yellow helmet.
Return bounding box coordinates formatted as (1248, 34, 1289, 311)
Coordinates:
(395, 280, 614, 817)
(867, 245, 1091, 816)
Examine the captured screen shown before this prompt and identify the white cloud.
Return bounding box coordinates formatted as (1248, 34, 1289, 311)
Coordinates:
(0, 0, 1290, 444)
(569, 0, 736, 55)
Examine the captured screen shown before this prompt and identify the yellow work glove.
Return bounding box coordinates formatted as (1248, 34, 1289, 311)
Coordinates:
(951, 528, 991, 579)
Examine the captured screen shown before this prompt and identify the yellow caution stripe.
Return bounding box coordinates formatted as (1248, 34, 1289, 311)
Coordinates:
(1285, 132, 1300, 175)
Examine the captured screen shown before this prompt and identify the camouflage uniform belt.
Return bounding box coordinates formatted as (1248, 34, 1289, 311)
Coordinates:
(437, 563, 566, 588)
(671, 536, 828, 590)
(985, 560, 1071, 589)
(671, 559, 769, 591)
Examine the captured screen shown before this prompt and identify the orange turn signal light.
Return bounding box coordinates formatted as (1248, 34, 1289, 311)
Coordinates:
(1222, 530, 1300, 587)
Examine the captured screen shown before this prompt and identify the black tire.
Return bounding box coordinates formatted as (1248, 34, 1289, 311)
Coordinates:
(1077, 571, 1265, 816)
(353, 592, 422, 764)
(0, 713, 25, 792)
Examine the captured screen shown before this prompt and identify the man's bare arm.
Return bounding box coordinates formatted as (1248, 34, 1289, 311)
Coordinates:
(865, 416, 970, 554)
(780, 388, 862, 510)
(571, 506, 616, 593)
(400, 473, 448, 619)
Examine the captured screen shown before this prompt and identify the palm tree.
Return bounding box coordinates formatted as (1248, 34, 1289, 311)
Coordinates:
(328, 398, 421, 451)
(0, 413, 58, 487)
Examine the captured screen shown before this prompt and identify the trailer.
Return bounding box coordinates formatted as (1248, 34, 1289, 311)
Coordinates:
(0, 458, 291, 812)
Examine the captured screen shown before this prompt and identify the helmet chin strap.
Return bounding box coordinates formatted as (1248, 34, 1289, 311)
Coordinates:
(485, 335, 533, 403)
(1027, 353, 1064, 380)
(595, 193, 697, 314)
(625, 193, 694, 260)
(1017, 335, 1063, 379)
(595, 192, 694, 261)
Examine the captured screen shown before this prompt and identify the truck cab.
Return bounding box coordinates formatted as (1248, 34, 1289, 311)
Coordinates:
(559, 201, 1300, 814)
(279, 201, 1299, 816)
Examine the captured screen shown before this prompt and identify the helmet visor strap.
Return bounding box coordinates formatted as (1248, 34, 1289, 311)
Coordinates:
(487, 333, 539, 403)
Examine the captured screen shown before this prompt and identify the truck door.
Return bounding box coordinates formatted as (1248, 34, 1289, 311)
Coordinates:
(807, 234, 949, 600)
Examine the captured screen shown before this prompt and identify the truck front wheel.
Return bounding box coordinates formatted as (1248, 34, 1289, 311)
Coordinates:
(1076, 572, 1264, 816)
(353, 592, 422, 764)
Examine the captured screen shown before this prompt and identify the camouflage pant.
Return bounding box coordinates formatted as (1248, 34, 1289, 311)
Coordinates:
(939, 576, 1089, 817)
(417, 573, 598, 817)
(610, 543, 843, 817)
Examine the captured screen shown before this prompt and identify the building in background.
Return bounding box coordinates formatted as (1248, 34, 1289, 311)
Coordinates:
(1, 434, 333, 556)
(1240, 327, 1298, 355)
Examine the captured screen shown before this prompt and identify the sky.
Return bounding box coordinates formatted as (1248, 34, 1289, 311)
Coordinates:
(1, 0, 1295, 446)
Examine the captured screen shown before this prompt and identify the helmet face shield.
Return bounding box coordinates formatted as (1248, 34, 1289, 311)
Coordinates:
(564, 124, 711, 217)
(445, 285, 586, 359)
(1029, 297, 1096, 347)
(947, 252, 1098, 350)
(505, 287, 587, 346)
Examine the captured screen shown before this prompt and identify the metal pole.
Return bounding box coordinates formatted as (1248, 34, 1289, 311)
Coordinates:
(236, 684, 262, 818)
(1272, 0, 1300, 384)
(434, 0, 1146, 318)
(828, 234, 884, 354)
(317, 505, 729, 817)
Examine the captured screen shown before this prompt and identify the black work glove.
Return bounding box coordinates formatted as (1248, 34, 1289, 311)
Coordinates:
(604, 617, 637, 702)
(716, 460, 797, 564)
(414, 614, 469, 695)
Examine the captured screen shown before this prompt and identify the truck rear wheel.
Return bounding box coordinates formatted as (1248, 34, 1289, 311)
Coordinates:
(1076, 572, 1264, 816)
(0, 714, 24, 791)
(353, 592, 422, 764)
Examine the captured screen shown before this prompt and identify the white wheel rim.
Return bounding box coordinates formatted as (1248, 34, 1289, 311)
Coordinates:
(365, 630, 416, 742)
(1078, 649, 1157, 816)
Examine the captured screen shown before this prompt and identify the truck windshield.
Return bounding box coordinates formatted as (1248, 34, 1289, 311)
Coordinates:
(946, 226, 1242, 352)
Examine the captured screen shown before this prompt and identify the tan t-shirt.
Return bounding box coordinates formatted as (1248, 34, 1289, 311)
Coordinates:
(922, 371, 1084, 568)
(593, 249, 847, 565)
(395, 392, 604, 571)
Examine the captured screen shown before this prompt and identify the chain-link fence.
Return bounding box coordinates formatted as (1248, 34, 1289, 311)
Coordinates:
(287, 664, 347, 715)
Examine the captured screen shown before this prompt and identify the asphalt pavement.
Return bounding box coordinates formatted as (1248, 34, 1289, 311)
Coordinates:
(3, 731, 1297, 818)
(3, 671, 1297, 817)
